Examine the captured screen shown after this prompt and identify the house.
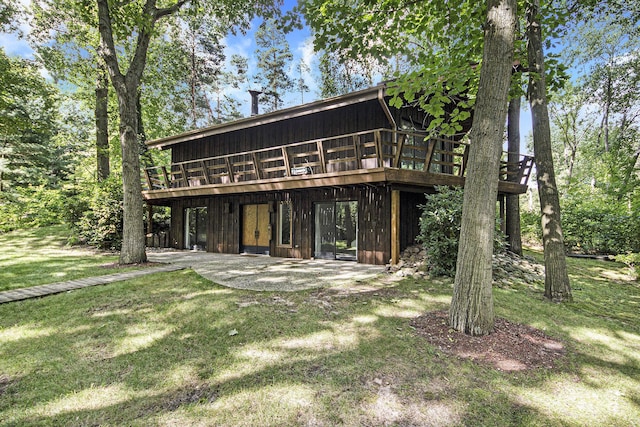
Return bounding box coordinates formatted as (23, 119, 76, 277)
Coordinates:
(142, 82, 533, 265)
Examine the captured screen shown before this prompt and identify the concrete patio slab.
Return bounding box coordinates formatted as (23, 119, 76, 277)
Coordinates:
(147, 250, 385, 291)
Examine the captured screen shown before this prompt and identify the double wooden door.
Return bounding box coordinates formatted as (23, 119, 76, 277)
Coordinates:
(241, 204, 270, 254)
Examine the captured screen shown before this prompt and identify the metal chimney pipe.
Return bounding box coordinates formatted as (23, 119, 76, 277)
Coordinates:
(249, 90, 262, 116)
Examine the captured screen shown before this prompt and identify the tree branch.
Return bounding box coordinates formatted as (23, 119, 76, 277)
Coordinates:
(154, 0, 189, 20)
(96, 0, 124, 86)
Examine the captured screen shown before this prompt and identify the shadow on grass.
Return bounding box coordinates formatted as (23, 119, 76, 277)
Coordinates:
(1, 263, 639, 426)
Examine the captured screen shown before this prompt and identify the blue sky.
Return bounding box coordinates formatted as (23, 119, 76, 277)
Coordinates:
(0, 0, 533, 149)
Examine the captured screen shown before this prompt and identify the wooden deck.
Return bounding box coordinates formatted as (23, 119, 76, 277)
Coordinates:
(142, 129, 533, 201)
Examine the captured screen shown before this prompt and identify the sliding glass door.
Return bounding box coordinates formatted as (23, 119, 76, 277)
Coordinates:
(314, 201, 357, 261)
(184, 207, 207, 251)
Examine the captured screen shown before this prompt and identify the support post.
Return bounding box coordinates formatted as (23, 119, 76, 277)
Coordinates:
(391, 189, 400, 265)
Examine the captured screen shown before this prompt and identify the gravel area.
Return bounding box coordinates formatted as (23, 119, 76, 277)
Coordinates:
(147, 250, 385, 291)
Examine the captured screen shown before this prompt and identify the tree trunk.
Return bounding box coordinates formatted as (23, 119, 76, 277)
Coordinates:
(526, 0, 572, 302)
(449, 0, 516, 336)
(117, 84, 147, 265)
(95, 61, 110, 181)
(97, 0, 150, 265)
(506, 96, 522, 255)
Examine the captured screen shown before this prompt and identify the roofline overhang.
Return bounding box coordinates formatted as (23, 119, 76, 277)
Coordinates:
(146, 83, 387, 149)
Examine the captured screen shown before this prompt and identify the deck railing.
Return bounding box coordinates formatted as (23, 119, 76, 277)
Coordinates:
(143, 128, 534, 191)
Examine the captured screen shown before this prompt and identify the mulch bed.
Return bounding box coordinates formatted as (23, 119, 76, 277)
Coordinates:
(411, 310, 566, 372)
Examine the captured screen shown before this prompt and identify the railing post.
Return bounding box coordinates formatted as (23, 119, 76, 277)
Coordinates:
(393, 132, 405, 168)
(282, 147, 292, 176)
(200, 161, 211, 184)
(224, 157, 234, 183)
(352, 135, 362, 165)
(317, 140, 327, 173)
(143, 168, 153, 190)
(423, 138, 436, 173)
(374, 130, 382, 167)
(178, 164, 188, 187)
(161, 166, 170, 188)
(251, 152, 262, 180)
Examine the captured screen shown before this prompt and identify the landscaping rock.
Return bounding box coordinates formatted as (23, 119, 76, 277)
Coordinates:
(387, 244, 545, 287)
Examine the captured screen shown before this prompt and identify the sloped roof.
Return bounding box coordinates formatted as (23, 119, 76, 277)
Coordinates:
(146, 83, 387, 149)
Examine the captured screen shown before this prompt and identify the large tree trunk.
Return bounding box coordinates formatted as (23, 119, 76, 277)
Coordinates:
(117, 83, 147, 265)
(97, 0, 150, 265)
(95, 62, 110, 181)
(506, 96, 522, 255)
(526, 0, 572, 302)
(449, 0, 516, 336)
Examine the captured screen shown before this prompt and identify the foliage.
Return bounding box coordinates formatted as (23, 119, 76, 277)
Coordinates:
(561, 188, 639, 255)
(317, 49, 376, 98)
(520, 209, 543, 243)
(67, 177, 124, 250)
(0, 48, 69, 192)
(302, 0, 493, 135)
(253, 18, 294, 112)
(417, 187, 505, 277)
(614, 252, 639, 280)
(0, 186, 68, 232)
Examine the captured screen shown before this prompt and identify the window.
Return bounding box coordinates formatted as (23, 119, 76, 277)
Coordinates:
(184, 207, 207, 250)
(277, 202, 292, 247)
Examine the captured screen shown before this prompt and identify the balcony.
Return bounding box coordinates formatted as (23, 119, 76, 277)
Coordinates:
(142, 128, 533, 200)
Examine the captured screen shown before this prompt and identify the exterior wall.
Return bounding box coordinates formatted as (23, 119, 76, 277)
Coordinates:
(168, 185, 393, 265)
(171, 100, 391, 163)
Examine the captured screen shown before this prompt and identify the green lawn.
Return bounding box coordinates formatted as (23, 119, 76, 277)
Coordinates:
(0, 225, 136, 292)
(0, 228, 638, 426)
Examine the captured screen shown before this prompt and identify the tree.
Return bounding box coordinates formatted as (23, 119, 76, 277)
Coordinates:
(526, 0, 572, 302)
(449, 0, 517, 335)
(294, 58, 310, 104)
(94, 0, 280, 264)
(304, 0, 516, 335)
(254, 18, 294, 112)
(0, 49, 67, 192)
(317, 50, 376, 98)
(506, 96, 523, 255)
(31, 0, 112, 182)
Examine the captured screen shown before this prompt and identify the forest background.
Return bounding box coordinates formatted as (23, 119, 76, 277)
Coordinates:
(0, 0, 638, 263)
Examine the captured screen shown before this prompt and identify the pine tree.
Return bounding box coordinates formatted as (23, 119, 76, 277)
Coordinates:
(254, 19, 294, 112)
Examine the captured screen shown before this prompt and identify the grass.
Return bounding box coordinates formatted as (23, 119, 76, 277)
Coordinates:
(0, 228, 639, 426)
(0, 225, 138, 292)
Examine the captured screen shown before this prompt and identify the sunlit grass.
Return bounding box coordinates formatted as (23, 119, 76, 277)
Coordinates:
(0, 235, 638, 426)
(0, 225, 136, 291)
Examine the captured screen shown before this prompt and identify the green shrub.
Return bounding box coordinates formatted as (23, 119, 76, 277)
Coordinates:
(520, 210, 542, 244)
(417, 186, 505, 277)
(67, 177, 123, 250)
(614, 253, 639, 280)
(0, 186, 68, 232)
(562, 192, 639, 254)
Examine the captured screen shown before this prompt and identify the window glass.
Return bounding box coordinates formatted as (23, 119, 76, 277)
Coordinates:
(278, 202, 292, 246)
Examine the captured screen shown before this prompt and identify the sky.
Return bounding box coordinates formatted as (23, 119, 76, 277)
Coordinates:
(0, 0, 533, 149)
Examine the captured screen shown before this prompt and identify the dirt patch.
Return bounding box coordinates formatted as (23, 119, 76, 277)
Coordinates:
(411, 310, 566, 372)
(0, 374, 14, 396)
(163, 384, 217, 411)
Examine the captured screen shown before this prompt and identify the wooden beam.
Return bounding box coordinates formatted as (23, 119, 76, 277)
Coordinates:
(391, 189, 400, 265)
(224, 157, 234, 183)
(143, 169, 153, 191)
(316, 140, 327, 173)
(161, 166, 170, 188)
(200, 161, 211, 184)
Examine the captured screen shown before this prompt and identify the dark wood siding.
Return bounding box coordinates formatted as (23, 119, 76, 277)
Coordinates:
(167, 185, 393, 265)
(172, 100, 391, 163)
